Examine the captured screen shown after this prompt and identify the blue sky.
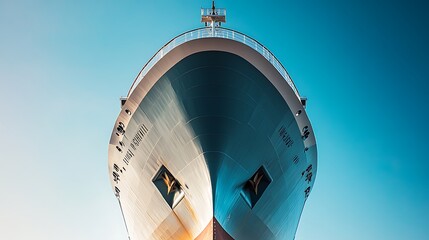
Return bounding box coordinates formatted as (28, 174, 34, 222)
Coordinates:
(0, 0, 428, 239)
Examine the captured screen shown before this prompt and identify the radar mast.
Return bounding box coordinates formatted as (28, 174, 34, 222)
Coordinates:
(201, 1, 226, 34)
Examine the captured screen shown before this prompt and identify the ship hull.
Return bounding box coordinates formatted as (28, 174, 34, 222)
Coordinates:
(109, 36, 317, 240)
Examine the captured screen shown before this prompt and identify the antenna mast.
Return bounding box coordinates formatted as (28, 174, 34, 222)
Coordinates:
(201, 1, 226, 34)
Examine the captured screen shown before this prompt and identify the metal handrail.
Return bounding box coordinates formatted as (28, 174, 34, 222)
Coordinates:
(127, 27, 300, 98)
(201, 8, 226, 16)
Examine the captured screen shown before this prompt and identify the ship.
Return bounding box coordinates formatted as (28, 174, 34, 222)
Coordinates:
(108, 2, 317, 239)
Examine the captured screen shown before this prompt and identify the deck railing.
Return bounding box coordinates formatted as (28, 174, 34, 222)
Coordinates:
(201, 8, 226, 16)
(128, 27, 300, 99)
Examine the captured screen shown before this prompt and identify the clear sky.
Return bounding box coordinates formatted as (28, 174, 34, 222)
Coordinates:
(0, 0, 428, 239)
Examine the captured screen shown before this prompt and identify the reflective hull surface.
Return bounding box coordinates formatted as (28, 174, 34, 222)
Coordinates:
(109, 34, 317, 240)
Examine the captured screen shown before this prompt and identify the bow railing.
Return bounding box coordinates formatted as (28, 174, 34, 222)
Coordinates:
(128, 27, 300, 99)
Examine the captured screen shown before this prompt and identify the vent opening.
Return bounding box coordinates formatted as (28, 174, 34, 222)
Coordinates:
(152, 166, 185, 209)
(241, 166, 272, 208)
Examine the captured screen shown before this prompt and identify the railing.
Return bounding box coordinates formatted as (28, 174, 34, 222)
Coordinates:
(128, 27, 300, 98)
(201, 8, 226, 16)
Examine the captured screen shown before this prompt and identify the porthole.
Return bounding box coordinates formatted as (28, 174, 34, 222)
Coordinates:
(125, 109, 132, 115)
(116, 122, 125, 135)
(295, 110, 302, 116)
(116, 146, 122, 153)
